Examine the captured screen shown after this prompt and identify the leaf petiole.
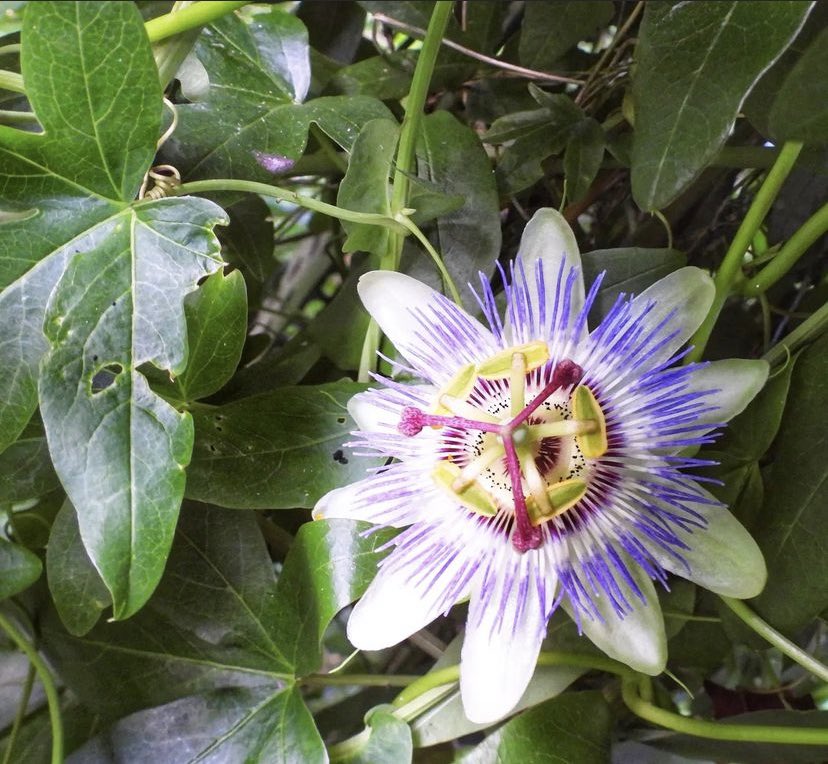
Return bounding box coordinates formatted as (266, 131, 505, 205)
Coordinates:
(686, 140, 803, 363)
(720, 596, 828, 682)
(144, 1, 249, 43)
(172, 179, 409, 233)
(0, 610, 63, 764)
(622, 674, 828, 745)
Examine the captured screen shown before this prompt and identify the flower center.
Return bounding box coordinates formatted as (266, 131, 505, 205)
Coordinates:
(398, 344, 609, 553)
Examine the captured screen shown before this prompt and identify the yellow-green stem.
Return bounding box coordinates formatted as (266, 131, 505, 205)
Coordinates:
(743, 201, 828, 296)
(0, 611, 63, 764)
(144, 1, 249, 43)
(720, 596, 828, 682)
(623, 675, 828, 744)
(686, 141, 803, 363)
(173, 179, 407, 233)
(1, 662, 35, 764)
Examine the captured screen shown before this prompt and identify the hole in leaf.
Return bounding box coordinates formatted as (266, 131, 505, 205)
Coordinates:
(209, 444, 217, 453)
(336, 416, 346, 424)
(91, 363, 124, 394)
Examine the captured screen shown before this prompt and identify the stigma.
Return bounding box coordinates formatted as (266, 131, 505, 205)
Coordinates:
(397, 344, 609, 554)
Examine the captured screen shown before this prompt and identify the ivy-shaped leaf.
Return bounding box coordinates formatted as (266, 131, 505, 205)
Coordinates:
(0, 0, 161, 451)
(164, 6, 394, 181)
(67, 686, 326, 764)
(186, 381, 378, 509)
(0, 2, 227, 619)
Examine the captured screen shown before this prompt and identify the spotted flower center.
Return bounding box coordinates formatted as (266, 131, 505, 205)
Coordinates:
(398, 343, 609, 553)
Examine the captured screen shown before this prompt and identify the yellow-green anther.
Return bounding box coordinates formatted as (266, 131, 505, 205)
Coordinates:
(477, 341, 549, 380)
(572, 385, 608, 458)
(528, 478, 588, 525)
(432, 363, 478, 416)
(510, 352, 527, 415)
(432, 461, 498, 517)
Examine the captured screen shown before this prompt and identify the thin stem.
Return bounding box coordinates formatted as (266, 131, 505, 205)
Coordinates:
(2, 662, 36, 764)
(364, 2, 453, 379)
(301, 672, 420, 689)
(622, 675, 828, 744)
(0, 69, 24, 94)
(759, 293, 772, 352)
(372, 12, 583, 86)
(392, 650, 632, 710)
(396, 215, 462, 304)
(686, 141, 803, 363)
(576, 1, 643, 105)
(144, 1, 249, 43)
(389, 1, 453, 229)
(720, 596, 828, 683)
(0, 611, 63, 764)
(357, 320, 380, 384)
(153, 1, 202, 88)
(173, 179, 407, 232)
(743, 201, 828, 296)
(661, 611, 721, 623)
(763, 300, 828, 368)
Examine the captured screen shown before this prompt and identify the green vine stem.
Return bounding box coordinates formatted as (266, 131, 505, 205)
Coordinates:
(743, 201, 828, 296)
(0, 611, 63, 764)
(328, 645, 828, 755)
(391, 651, 633, 710)
(1, 662, 35, 764)
(144, 1, 249, 43)
(720, 596, 828, 682)
(388, 0, 454, 235)
(686, 141, 803, 363)
(398, 214, 462, 304)
(763, 299, 828, 368)
(360, 0, 454, 381)
(172, 179, 408, 233)
(622, 674, 828, 745)
(301, 672, 420, 689)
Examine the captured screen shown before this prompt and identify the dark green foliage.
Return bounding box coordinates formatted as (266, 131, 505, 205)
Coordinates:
(0, 1, 825, 761)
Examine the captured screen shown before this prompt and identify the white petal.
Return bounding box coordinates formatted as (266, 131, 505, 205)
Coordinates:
(649, 486, 767, 599)
(508, 208, 586, 344)
(358, 271, 499, 383)
(460, 553, 555, 724)
(312, 470, 434, 527)
(682, 358, 769, 427)
(348, 532, 473, 650)
(348, 386, 434, 434)
(348, 392, 395, 433)
(566, 564, 666, 675)
(629, 267, 715, 370)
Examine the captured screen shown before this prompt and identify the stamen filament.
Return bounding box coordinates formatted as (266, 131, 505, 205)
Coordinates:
(521, 456, 553, 516)
(502, 436, 543, 552)
(452, 441, 505, 490)
(510, 352, 527, 416)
